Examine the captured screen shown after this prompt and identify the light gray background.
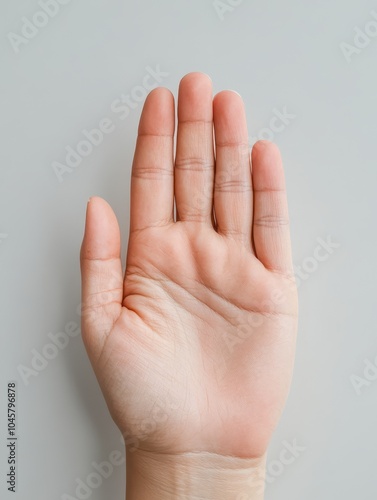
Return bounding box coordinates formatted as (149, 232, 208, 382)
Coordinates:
(1, 1, 376, 499)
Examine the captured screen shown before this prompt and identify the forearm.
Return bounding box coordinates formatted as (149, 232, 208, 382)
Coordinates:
(126, 448, 266, 500)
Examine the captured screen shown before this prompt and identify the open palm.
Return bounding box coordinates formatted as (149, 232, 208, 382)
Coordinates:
(80, 73, 298, 462)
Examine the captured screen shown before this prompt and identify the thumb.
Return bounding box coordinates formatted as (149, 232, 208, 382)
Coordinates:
(80, 196, 123, 362)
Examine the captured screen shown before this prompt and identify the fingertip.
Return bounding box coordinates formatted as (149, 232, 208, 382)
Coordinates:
(178, 72, 213, 122)
(86, 195, 112, 214)
(179, 72, 212, 89)
(138, 87, 175, 136)
(85, 196, 118, 235)
(251, 141, 285, 191)
(213, 90, 248, 146)
(146, 86, 174, 102)
(252, 140, 281, 161)
(81, 197, 120, 261)
(213, 89, 244, 106)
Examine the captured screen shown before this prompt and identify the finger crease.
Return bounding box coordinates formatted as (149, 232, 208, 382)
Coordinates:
(254, 215, 289, 227)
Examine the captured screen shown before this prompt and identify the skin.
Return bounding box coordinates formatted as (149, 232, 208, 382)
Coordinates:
(80, 73, 298, 498)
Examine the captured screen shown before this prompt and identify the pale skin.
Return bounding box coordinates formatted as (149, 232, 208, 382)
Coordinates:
(80, 73, 298, 499)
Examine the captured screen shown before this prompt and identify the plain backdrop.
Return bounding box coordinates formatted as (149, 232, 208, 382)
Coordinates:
(1, 1, 377, 499)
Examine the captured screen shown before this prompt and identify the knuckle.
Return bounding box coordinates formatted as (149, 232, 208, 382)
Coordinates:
(132, 165, 173, 179)
(175, 156, 213, 171)
(215, 178, 251, 193)
(254, 214, 289, 227)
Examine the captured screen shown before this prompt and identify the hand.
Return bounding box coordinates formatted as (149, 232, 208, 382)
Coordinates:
(80, 73, 298, 498)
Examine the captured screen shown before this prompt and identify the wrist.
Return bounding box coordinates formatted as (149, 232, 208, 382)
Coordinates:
(126, 448, 266, 500)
